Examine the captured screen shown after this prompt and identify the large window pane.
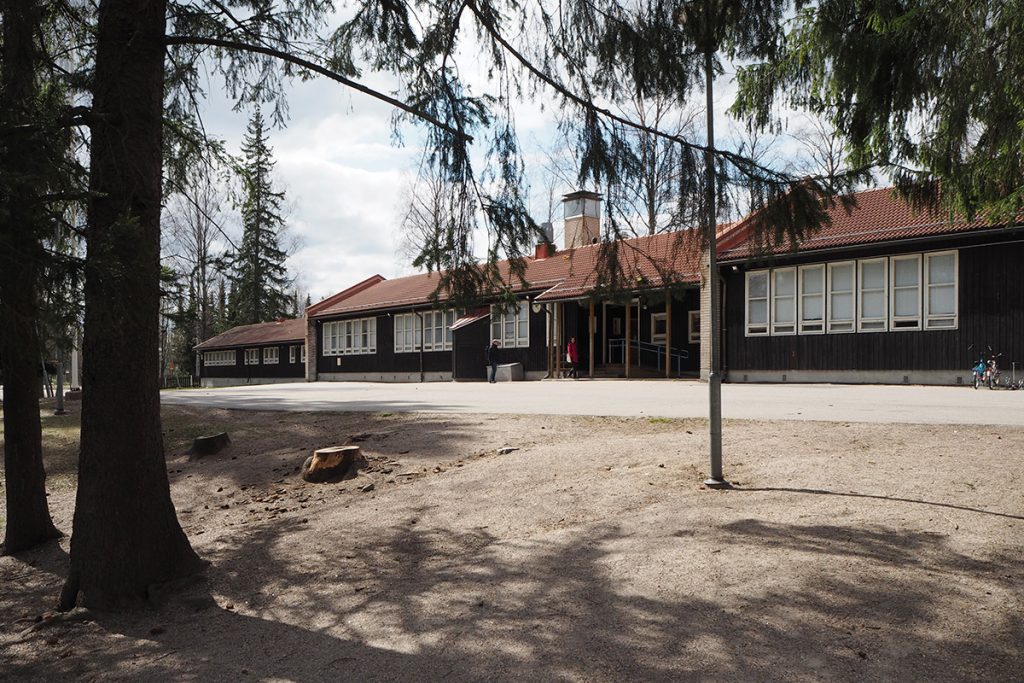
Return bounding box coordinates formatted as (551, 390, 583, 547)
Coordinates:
(890, 255, 921, 329)
(772, 268, 796, 334)
(928, 286, 955, 315)
(925, 251, 958, 329)
(858, 258, 887, 331)
(928, 253, 955, 284)
(894, 288, 919, 316)
(746, 271, 769, 335)
(749, 300, 768, 324)
(827, 262, 855, 333)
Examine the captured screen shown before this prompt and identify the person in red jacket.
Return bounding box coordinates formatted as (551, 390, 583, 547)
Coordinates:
(566, 336, 579, 379)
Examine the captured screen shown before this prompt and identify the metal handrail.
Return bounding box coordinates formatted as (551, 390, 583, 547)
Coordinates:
(607, 338, 689, 374)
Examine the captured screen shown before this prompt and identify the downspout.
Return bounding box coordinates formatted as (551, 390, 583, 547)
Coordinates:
(414, 309, 425, 383)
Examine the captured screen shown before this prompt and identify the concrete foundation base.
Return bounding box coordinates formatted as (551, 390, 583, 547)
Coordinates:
(726, 369, 972, 386)
(318, 371, 454, 383)
(200, 376, 304, 388)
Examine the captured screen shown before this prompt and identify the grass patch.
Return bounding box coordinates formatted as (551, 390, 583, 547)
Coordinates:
(647, 417, 675, 425)
(0, 402, 82, 492)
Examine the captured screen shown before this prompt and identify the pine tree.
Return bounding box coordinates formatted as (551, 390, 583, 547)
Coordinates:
(229, 109, 292, 325)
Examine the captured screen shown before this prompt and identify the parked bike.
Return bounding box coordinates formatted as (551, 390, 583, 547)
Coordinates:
(969, 347, 1003, 389)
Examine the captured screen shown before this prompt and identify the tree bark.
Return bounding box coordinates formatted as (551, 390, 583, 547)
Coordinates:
(0, 0, 62, 554)
(63, 0, 203, 609)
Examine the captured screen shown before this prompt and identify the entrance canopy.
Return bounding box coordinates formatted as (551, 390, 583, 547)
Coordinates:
(450, 307, 491, 331)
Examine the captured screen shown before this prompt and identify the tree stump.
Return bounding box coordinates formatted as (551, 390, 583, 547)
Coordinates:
(188, 432, 231, 458)
(302, 445, 366, 483)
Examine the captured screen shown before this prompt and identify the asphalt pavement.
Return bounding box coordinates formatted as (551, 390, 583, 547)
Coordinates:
(160, 379, 1024, 426)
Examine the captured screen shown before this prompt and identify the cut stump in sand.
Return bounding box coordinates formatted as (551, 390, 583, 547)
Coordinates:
(189, 432, 231, 458)
(302, 445, 367, 483)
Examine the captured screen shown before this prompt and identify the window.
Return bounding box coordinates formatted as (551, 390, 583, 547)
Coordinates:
(491, 303, 530, 348)
(890, 255, 922, 330)
(394, 313, 419, 353)
(263, 347, 279, 364)
(289, 346, 296, 363)
(798, 264, 825, 334)
(651, 313, 667, 343)
(771, 267, 797, 335)
(858, 258, 888, 331)
(925, 250, 958, 329)
(301, 345, 306, 363)
(323, 317, 376, 356)
(688, 310, 700, 344)
(827, 261, 855, 333)
(746, 249, 957, 337)
(204, 350, 235, 366)
(425, 310, 456, 351)
(745, 270, 769, 336)
(244, 348, 259, 365)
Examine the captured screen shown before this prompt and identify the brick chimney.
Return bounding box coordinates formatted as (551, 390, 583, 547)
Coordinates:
(563, 191, 601, 249)
(534, 221, 555, 259)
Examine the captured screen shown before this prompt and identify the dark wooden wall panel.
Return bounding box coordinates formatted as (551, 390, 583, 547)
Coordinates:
(201, 342, 305, 379)
(724, 236, 1024, 373)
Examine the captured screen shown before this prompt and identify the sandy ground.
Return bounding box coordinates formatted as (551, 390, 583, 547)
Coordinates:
(1, 403, 1022, 682)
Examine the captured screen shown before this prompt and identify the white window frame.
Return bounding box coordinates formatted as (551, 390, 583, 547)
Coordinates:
(688, 310, 700, 344)
(491, 303, 530, 348)
(301, 344, 306, 363)
(244, 348, 259, 365)
(770, 267, 797, 335)
(263, 347, 279, 365)
(651, 312, 667, 343)
(857, 257, 888, 332)
(289, 345, 296, 363)
(745, 270, 770, 337)
(798, 264, 826, 335)
(204, 350, 235, 366)
(924, 250, 958, 330)
(889, 254, 922, 331)
(323, 317, 377, 356)
(393, 313, 420, 353)
(420, 310, 456, 352)
(826, 261, 856, 333)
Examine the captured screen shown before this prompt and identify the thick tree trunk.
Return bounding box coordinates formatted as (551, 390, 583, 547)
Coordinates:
(0, 265, 62, 554)
(63, 0, 203, 609)
(0, 0, 62, 554)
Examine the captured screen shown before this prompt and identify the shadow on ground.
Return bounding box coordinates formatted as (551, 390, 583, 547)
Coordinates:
(5, 508, 1021, 682)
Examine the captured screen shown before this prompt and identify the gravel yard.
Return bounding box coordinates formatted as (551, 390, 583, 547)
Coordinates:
(1, 403, 1022, 681)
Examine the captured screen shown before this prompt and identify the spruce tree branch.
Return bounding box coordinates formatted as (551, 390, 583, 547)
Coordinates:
(0, 106, 97, 136)
(464, 0, 814, 188)
(164, 35, 472, 142)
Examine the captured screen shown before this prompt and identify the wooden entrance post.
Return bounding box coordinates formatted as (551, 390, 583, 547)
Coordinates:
(665, 289, 672, 378)
(625, 301, 631, 378)
(546, 302, 553, 378)
(555, 302, 563, 378)
(588, 300, 595, 379)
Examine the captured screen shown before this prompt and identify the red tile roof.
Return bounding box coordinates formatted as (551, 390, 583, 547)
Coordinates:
(534, 230, 704, 301)
(306, 274, 386, 316)
(311, 187, 1012, 317)
(719, 187, 1003, 260)
(194, 318, 306, 350)
(310, 230, 709, 318)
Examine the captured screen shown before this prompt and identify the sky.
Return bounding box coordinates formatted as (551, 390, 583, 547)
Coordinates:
(187, 26, 815, 305)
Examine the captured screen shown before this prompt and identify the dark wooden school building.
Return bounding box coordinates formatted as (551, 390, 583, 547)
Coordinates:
(195, 318, 307, 387)
(716, 187, 1024, 385)
(303, 192, 706, 382)
(199, 188, 1024, 387)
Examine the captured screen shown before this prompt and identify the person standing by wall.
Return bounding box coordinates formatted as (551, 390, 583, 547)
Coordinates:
(566, 336, 579, 379)
(486, 339, 500, 383)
